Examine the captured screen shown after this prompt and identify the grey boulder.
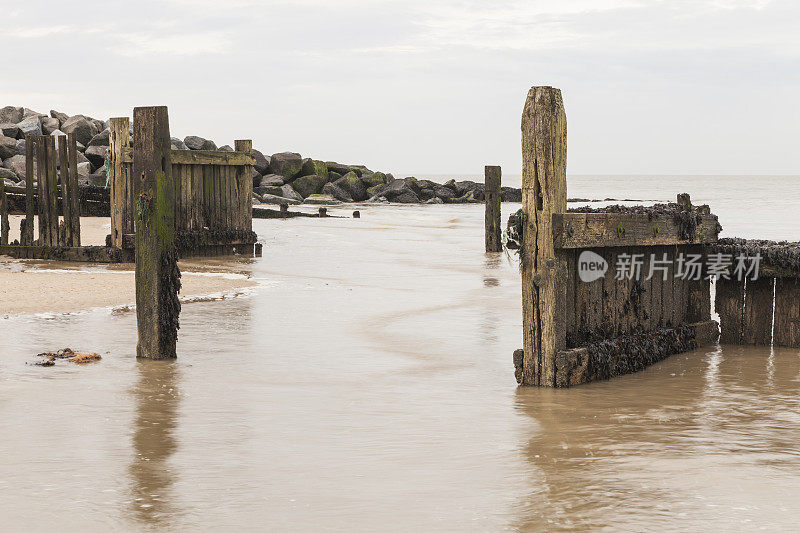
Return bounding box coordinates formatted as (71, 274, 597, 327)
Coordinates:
(17, 116, 42, 137)
(252, 149, 270, 174)
(61, 115, 97, 146)
(0, 136, 17, 159)
(0, 166, 19, 182)
(280, 184, 303, 203)
(88, 129, 110, 147)
(269, 152, 303, 181)
(259, 174, 284, 187)
(291, 174, 327, 198)
(41, 116, 59, 135)
(184, 135, 217, 151)
(2, 155, 26, 180)
(260, 193, 300, 206)
(0, 106, 23, 124)
(322, 182, 353, 203)
(50, 109, 69, 125)
(0, 123, 21, 138)
(84, 145, 107, 168)
(171, 137, 189, 150)
(218, 144, 234, 152)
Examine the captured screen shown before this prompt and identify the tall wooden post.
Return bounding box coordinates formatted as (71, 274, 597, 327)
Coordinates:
(24, 136, 35, 245)
(45, 136, 59, 246)
(110, 117, 132, 249)
(36, 136, 48, 246)
(134, 106, 180, 360)
(235, 139, 253, 231)
(0, 179, 8, 245)
(58, 135, 72, 246)
(67, 133, 81, 246)
(774, 278, 800, 347)
(519, 86, 568, 387)
(484, 165, 502, 252)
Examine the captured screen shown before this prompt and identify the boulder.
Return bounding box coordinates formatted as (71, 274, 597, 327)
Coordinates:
(280, 184, 303, 203)
(61, 115, 97, 146)
(292, 174, 327, 198)
(501, 187, 522, 202)
(84, 145, 108, 168)
(76, 150, 89, 165)
(300, 158, 329, 180)
(260, 174, 284, 187)
(418, 189, 435, 201)
(218, 144, 234, 152)
(394, 191, 420, 203)
(328, 171, 343, 182)
(41, 116, 59, 135)
(87, 117, 105, 134)
(171, 137, 189, 150)
(367, 183, 389, 198)
(425, 197, 444, 205)
(269, 152, 303, 180)
(15, 138, 25, 156)
(0, 136, 17, 159)
(383, 179, 415, 201)
(360, 171, 386, 189)
(303, 194, 341, 205)
(403, 177, 421, 194)
(255, 185, 283, 197)
(76, 161, 92, 177)
(322, 182, 353, 203)
(50, 109, 69, 125)
(366, 195, 389, 204)
(17, 116, 42, 137)
(416, 179, 437, 191)
(2, 155, 26, 180)
(434, 187, 456, 201)
(334, 172, 367, 201)
(0, 106, 23, 124)
(0, 123, 21, 138)
(0, 167, 19, 182)
(23, 108, 45, 118)
(252, 149, 270, 174)
(87, 129, 110, 147)
(325, 161, 352, 175)
(184, 135, 217, 150)
(455, 180, 481, 196)
(443, 178, 457, 191)
(260, 193, 300, 206)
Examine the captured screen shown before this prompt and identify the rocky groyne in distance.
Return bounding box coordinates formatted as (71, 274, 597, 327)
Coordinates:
(0, 105, 523, 206)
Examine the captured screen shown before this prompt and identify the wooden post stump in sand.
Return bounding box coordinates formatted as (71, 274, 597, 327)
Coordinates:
(519, 86, 568, 387)
(484, 165, 502, 252)
(133, 106, 180, 360)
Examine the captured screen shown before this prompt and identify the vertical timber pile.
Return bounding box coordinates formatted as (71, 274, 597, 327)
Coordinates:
(45, 136, 59, 246)
(133, 106, 181, 360)
(520, 86, 568, 387)
(0, 179, 8, 245)
(35, 136, 49, 246)
(110, 117, 132, 249)
(67, 133, 81, 246)
(235, 139, 253, 232)
(23, 137, 35, 245)
(484, 165, 502, 252)
(58, 135, 72, 246)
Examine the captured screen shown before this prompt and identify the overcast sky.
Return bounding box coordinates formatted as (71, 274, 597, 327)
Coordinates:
(2, 0, 798, 175)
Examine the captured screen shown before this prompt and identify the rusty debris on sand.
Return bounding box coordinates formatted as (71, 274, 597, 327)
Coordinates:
(32, 348, 102, 366)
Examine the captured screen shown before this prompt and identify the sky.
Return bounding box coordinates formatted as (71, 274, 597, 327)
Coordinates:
(2, 0, 798, 176)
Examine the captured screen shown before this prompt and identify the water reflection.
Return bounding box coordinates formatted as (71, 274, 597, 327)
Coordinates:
(128, 360, 179, 526)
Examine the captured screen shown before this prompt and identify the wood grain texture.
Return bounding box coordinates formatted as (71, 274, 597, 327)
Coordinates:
(484, 165, 502, 252)
(0, 179, 8, 245)
(58, 135, 72, 246)
(774, 278, 800, 347)
(35, 136, 48, 246)
(110, 118, 131, 248)
(742, 277, 774, 345)
(67, 133, 81, 246)
(45, 136, 59, 246)
(520, 86, 567, 387)
(716, 278, 745, 344)
(120, 147, 254, 166)
(23, 136, 35, 245)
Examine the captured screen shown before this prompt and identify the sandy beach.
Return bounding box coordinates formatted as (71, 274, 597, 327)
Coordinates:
(0, 216, 258, 316)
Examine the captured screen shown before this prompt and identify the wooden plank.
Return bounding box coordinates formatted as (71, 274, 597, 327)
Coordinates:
(716, 278, 745, 344)
(553, 212, 720, 249)
(235, 140, 253, 232)
(120, 147, 255, 166)
(58, 135, 72, 246)
(67, 133, 81, 246)
(133, 106, 179, 360)
(520, 86, 567, 387)
(0, 244, 133, 263)
(564, 249, 577, 346)
(742, 277, 774, 345)
(110, 118, 130, 248)
(0, 179, 8, 245)
(774, 278, 800, 347)
(24, 136, 35, 245)
(484, 165, 502, 252)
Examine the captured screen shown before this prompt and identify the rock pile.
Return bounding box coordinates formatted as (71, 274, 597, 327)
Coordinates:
(0, 105, 523, 205)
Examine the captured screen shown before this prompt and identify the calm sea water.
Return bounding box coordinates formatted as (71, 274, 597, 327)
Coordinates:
(0, 175, 798, 531)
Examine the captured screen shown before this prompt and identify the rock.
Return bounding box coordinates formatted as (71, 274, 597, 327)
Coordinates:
(365, 195, 389, 204)
(2, 155, 26, 180)
(300, 158, 328, 180)
(416, 179, 437, 190)
(269, 152, 303, 180)
(292, 174, 328, 198)
(455, 180, 482, 196)
(50, 109, 69, 124)
(322, 181, 353, 202)
(0, 123, 21, 138)
(260, 193, 300, 206)
(41, 116, 59, 135)
(335, 172, 367, 201)
(255, 185, 283, 197)
(418, 189, 435, 201)
(280, 184, 304, 203)
(328, 171, 343, 182)
(218, 144, 234, 152)
(0, 106, 23, 124)
(383, 179, 417, 202)
(184, 135, 217, 150)
(450, 190, 477, 204)
(443, 178, 457, 191)
(367, 183, 390, 198)
(501, 187, 522, 202)
(23, 108, 45, 119)
(76, 161, 91, 176)
(61, 115, 97, 146)
(0, 136, 17, 159)
(425, 197, 444, 204)
(76, 150, 89, 165)
(303, 194, 341, 205)
(76, 141, 85, 152)
(17, 116, 42, 137)
(15, 138, 25, 156)
(84, 172, 107, 187)
(171, 137, 189, 150)
(0, 167, 19, 182)
(360, 171, 386, 188)
(87, 129, 110, 147)
(434, 186, 456, 201)
(393, 191, 420, 203)
(325, 161, 352, 175)
(84, 145, 108, 168)
(403, 176, 421, 194)
(259, 174, 284, 187)
(252, 149, 270, 174)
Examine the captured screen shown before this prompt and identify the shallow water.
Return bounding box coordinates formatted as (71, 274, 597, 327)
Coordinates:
(1, 176, 799, 531)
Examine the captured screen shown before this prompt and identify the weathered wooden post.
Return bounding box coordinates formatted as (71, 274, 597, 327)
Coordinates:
(484, 165, 502, 252)
(519, 86, 568, 387)
(23, 137, 35, 245)
(67, 133, 81, 246)
(235, 139, 253, 231)
(58, 135, 72, 246)
(35, 136, 48, 246)
(45, 136, 59, 246)
(110, 117, 132, 249)
(133, 106, 181, 360)
(0, 179, 8, 245)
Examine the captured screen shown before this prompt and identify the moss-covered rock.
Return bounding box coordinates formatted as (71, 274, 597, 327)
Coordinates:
(304, 194, 342, 205)
(360, 171, 386, 189)
(292, 174, 327, 198)
(300, 158, 329, 180)
(269, 152, 303, 181)
(322, 182, 353, 202)
(336, 171, 367, 201)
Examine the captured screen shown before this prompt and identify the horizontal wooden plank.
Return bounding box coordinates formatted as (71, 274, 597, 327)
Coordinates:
(0, 245, 133, 263)
(553, 212, 720, 249)
(120, 147, 254, 166)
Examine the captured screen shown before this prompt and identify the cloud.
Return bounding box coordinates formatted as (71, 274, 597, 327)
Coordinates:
(110, 31, 234, 58)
